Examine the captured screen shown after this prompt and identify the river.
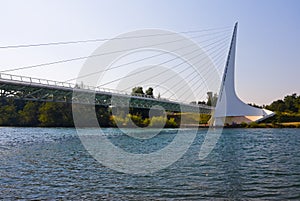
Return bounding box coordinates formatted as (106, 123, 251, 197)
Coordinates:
(0, 127, 299, 200)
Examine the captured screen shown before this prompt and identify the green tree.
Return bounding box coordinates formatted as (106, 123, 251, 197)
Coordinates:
(198, 101, 206, 105)
(276, 112, 282, 123)
(19, 101, 40, 126)
(199, 114, 211, 124)
(166, 117, 178, 128)
(96, 106, 112, 127)
(212, 93, 218, 106)
(266, 93, 299, 113)
(284, 93, 298, 113)
(129, 114, 144, 127)
(39, 102, 73, 127)
(145, 87, 154, 97)
(0, 103, 18, 126)
(207, 92, 212, 106)
(60, 103, 73, 126)
(266, 100, 286, 112)
(297, 95, 300, 112)
(131, 86, 144, 96)
(207, 92, 218, 106)
(39, 102, 59, 126)
(150, 116, 166, 128)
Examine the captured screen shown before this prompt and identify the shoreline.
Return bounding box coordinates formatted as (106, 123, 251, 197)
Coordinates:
(224, 122, 300, 129)
(1, 122, 300, 129)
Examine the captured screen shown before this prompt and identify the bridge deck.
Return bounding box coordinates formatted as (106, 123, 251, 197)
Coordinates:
(0, 73, 212, 113)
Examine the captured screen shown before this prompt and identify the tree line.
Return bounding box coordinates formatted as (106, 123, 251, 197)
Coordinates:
(2, 88, 297, 127)
(0, 86, 214, 127)
(265, 93, 300, 114)
(0, 97, 213, 128)
(263, 93, 300, 123)
(0, 98, 182, 127)
(0, 99, 74, 127)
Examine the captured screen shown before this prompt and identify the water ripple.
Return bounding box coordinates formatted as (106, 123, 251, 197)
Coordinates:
(0, 127, 299, 200)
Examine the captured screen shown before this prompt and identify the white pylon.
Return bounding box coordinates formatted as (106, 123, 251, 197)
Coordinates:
(213, 23, 274, 126)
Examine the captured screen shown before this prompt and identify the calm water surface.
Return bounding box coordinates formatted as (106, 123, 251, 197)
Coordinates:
(0, 127, 299, 200)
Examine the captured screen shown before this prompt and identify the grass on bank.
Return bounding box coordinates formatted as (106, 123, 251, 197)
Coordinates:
(226, 121, 300, 128)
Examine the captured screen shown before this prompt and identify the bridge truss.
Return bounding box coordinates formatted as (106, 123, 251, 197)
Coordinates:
(0, 73, 212, 114)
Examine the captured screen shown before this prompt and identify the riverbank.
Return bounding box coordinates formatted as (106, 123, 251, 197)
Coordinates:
(225, 121, 300, 128)
(2, 122, 299, 129)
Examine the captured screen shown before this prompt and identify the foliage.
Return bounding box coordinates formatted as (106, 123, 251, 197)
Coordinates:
(199, 114, 211, 124)
(166, 118, 178, 128)
(240, 122, 248, 127)
(111, 115, 125, 127)
(131, 86, 154, 98)
(0, 100, 18, 126)
(131, 86, 144, 96)
(0, 99, 104, 127)
(127, 114, 145, 127)
(248, 103, 263, 109)
(207, 92, 218, 106)
(96, 107, 112, 127)
(145, 87, 154, 97)
(1, 93, 299, 128)
(266, 93, 300, 114)
(19, 101, 40, 126)
(39, 102, 73, 127)
(262, 112, 300, 123)
(0, 98, 181, 128)
(149, 116, 167, 128)
(198, 101, 206, 105)
(247, 122, 260, 128)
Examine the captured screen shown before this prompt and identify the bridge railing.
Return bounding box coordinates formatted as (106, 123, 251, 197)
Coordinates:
(0, 73, 76, 88)
(0, 72, 213, 109)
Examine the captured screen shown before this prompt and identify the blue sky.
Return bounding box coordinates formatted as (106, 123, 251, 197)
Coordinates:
(0, 0, 299, 105)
